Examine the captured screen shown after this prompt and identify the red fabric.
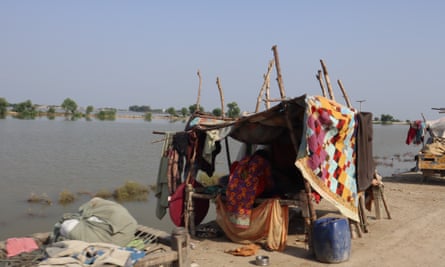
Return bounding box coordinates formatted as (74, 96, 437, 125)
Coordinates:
(169, 180, 209, 227)
(406, 125, 417, 145)
(6, 237, 39, 257)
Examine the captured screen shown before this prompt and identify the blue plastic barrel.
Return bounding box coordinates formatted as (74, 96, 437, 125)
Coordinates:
(311, 217, 351, 263)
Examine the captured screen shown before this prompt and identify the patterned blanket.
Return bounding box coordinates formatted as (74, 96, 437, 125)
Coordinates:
(296, 96, 359, 221)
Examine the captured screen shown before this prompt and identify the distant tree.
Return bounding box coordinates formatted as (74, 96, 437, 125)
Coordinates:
(86, 105, 94, 115)
(47, 106, 56, 120)
(0, 97, 8, 118)
(144, 112, 152, 121)
(96, 109, 116, 121)
(12, 100, 36, 119)
(180, 107, 188, 117)
(129, 105, 151, 112)
(166, 107, 177, 116)
(380, 114, 395, 123)
(61, 98, 78, 115)
(188, 104, 204, 114)
(212, 108, 222, 117)
(226, 102, 240, 118)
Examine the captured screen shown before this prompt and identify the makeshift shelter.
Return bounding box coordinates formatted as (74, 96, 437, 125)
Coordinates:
(154, 47, 376, 250)
(155, 95, 376, 243)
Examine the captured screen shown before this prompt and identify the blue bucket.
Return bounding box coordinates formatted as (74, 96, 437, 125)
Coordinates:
(311, 217, 351, 263)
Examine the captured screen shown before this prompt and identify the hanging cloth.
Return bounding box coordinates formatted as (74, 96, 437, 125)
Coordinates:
(155, 132, 174, 220)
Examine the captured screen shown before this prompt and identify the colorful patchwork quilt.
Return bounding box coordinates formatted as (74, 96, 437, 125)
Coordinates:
(296, 96, 359, 221)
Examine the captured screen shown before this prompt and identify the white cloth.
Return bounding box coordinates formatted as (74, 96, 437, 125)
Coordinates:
(60, 219, 79, 237)
(427, 117, 445, 138)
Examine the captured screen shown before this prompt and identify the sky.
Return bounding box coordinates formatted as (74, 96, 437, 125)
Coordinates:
(1, 1, 444, 121)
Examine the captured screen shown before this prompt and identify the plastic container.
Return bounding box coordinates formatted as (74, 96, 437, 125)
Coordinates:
(311, 217, 351, 263)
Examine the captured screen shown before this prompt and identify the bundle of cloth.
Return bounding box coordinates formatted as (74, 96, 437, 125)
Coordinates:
(52, 197, 138, 247)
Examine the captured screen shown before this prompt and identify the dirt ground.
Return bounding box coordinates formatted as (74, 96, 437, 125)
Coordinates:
(187, 172, 445, 267)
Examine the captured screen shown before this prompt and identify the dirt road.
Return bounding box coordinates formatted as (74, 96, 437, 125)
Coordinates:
(188, 173, 445, 267)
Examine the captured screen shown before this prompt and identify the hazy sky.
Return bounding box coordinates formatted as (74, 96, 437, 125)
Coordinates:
(1, 1, 444, 121)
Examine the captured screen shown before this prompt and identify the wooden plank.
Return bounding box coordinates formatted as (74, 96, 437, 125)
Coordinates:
(419, 154, 445, 171)
(372, 186, 382, 219)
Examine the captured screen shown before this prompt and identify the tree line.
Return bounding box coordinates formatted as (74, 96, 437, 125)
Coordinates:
(0, 97, 242, 121)
(0, 97, 404, 123)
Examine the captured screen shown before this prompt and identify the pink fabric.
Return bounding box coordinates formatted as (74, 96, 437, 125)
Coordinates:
(6, 237, 39, 257)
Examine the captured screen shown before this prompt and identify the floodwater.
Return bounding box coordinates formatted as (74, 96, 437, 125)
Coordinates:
(0, 117, 420, 240)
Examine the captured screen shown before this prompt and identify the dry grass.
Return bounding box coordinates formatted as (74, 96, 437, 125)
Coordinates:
(114, 181, 149, 201)
(94, 189, 113, 199)
(27, 192, 52, 205)
(58, 190, 75, 205)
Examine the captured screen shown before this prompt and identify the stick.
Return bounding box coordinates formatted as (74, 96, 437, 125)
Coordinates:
(216, 77, 225, 117)
(151, 137, 167, 144)
(264, 98, 289, 102)
(379, 185, 392, 219)
(255, 59, 274, 112)
(283, 103, 317, 244)
(320, 60, 335, 101)
(265, 75, 271, 110)
(196, 70, 202, 112)
(271, 45, 286, 99)
(337, 79, 352, 108)
(224, 138, 232, 171)
(358, 193, 368, 233)
(316, 70, 327, 97)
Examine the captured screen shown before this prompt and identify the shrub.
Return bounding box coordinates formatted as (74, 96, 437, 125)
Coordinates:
(59, 190, 75, 205)
(114, 181, 149, 202)
(27, 193, 52, 205)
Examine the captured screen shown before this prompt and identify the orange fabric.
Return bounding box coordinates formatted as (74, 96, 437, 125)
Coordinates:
(224, 243, 261, 256)
(215, 195, 289, 251)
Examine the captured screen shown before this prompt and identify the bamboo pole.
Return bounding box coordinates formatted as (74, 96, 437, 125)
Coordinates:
(196, 70, 202, 112)
(271, 45, 286, 99)
(335, 78, 368, 234)
(264, 98, 288, 103)
(215, 77, 232, 172)
(255, 59, 274, 112)
(283, 103, 317, 248)
(216, 77, 225, 117)
(265, 76, 271, 110)
(337, 79, 352, 108)
(320, 60, 335, 101)
(316, 70, 327, 97)
(379, 184, 392, 219)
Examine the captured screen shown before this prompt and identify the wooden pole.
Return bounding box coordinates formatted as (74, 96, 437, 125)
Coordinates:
(216, 77, 225, 117)
(265, 75, 271, 110)
(337, 79, 352, 108)
(215, 76, 233, 170)
(196, 70, 202, 112)
(379, 185, 392, 219)
(255, 59, 274, 112)
(320, 60, 335, 101)
(283, 103, 317, 248)
(316, 70, 327, 97)
(271, 45, 286, 99)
